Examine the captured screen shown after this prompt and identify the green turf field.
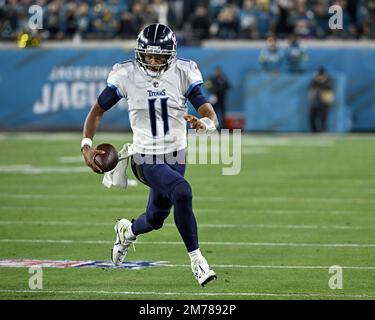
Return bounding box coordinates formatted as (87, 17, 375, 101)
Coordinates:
(0, 132, 374, 300)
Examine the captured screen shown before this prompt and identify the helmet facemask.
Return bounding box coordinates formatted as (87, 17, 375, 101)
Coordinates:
(135, 47, 176, 77)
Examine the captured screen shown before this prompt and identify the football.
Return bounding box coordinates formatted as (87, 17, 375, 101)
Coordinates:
(94, 143, 119, 173)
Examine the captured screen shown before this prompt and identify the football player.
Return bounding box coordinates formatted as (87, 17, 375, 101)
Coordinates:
(81, 23, 218, 286)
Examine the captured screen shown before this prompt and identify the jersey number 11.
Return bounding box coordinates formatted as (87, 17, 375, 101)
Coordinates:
(148, 97, 169, 137)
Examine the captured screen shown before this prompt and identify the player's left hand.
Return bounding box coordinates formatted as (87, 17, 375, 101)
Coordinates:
(184, 115, 206, 131)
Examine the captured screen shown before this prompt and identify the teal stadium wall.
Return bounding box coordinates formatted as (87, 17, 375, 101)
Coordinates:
(0, 46, 374, 132)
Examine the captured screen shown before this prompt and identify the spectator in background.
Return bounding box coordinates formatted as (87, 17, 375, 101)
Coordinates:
(346, 0, 360, 36)
(118, 11, 140, 38)
(91, 0, 107, 37)
(188, 3, 211, 40)
(92, 5, 119, 39)
(107, 0, 126, 17)
(284, 33, 308, 73)
(274, 0, 294, 37)
(255, 0, 276, 39)
(167, 0, 184, 30)
(130, 1, 147, 31)
(362, 0, 375, 38)
(289, 0, 313, 38)
(239, 0, 259, 38)
(311, 0, 330, 38)
(64, 3, 78, 38)
(215, 3, 239, 39)
(76, 2, 91, 38)
(205, 66, 231, 129)
(208, 0, 227, 21)
(0, 0, 18, 40)
(308, 67, 334, 133)
(45, 0, 63, 40)
(259, 36, 283, 75)
(150, 0, 169, 26)
(330, 0, 357, 38)
(140, 2, 159, 27)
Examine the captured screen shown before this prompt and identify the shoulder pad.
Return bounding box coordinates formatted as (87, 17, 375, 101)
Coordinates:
(111, 61, 134, 74)
(176, 58, 199, 72)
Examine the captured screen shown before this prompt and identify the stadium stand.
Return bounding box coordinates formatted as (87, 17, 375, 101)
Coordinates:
(1, 0, 375, 43)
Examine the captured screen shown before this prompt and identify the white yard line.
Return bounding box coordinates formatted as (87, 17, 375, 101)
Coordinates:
(0, 220, 367, 230)
(58, 156, 85, 163)
(163, 264, 375, 270)
(0, 133, 132, 141)
(0, 289, 373, 299)
(242, 139, 335, 147)
(1, 193, 373, 203)
(0, 239, 374, 248)
(0, 193, 148, 200)
(241, 148, 270, 155)
(0, 165, 89, 174)
(0, 205, 365, 216)
(0, 205, 146, 212)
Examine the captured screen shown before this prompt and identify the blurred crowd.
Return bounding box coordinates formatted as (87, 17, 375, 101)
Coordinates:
(259, 34, 309, 73)
(1, 0, 375, 42)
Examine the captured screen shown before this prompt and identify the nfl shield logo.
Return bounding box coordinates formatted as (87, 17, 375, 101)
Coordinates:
(153, 81, 159, 88)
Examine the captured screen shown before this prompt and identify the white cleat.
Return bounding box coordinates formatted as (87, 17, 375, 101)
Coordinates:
(111, 218, 136, 266)
(191, 257, 217, 286)
(111, 243, 126, 266)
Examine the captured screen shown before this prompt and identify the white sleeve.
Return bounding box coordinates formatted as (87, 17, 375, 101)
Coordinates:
(184, 60, 204, 97)
(107, 63, 126, 98)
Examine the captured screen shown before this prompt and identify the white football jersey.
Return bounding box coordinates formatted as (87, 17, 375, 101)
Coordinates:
(107, 58, 203, 154)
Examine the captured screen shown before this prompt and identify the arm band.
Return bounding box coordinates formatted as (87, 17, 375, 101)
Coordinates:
(97, 86, 121, 111)
(187, 84, 209, 111)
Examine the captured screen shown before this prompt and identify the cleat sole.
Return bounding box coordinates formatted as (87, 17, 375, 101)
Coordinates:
(201, 274, 217, 287)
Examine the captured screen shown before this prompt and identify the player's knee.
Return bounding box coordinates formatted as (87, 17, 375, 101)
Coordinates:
(172, 181, 192, 203)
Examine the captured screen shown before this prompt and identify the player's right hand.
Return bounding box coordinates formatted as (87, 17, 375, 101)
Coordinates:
(81, 145, 106, 173)
(184, 115, 207, 131)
